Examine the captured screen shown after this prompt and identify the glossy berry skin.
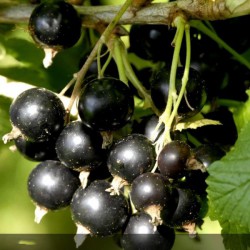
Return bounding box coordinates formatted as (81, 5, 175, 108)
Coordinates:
(130, 172, 172, 211)
(14, 137, 57, 161)
(10, 88, 65, 141)
(55, 121, 104, 171)
(129, 24, 176, 61)
(157, 140, 191, 179)
(188, 107, 238, 150)
(28, 160, 80, 210)
(193, 144, 225, 168)
(181, 144, 225, 194)
(78, 77, 134, 131)
(70, 180, 129, 236)
(28, 1, 82, 49)
(107, 134, 156, 183)
(121, 212, 175, 250)
(162, 188, 201, 227)
(151, 67, 207, 119)
(132, 114, 163, 142)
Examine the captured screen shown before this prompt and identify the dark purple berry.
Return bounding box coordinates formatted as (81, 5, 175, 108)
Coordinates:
(162, 188, 202, 231)
(121, 212, 175, 250)
(28, 160, 80, 210)
(78, 77, 134, 131)
(157, 140, 191, 179)
(151, 67, 207, 119)
(129, 24, 176, 62)
(107, 134, 156, 183)
(9, 88, 65, 141)
(55, 121, 104, 171)
(28, 1, 82, 49)
(14, 136, 57, 161)
(130, 172, 173, 218)
(70, 180, 129, 236)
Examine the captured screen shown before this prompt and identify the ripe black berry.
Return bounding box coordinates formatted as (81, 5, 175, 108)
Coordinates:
(55, 120, 104, 171)
(129, 24, 176, 61)
(6, 88, 65, 142)
(130, 172, 173, 224)
(188, 107, 238, 150)
(193, 144, 226, 168)
(28, 160, 80, 223)
(162, 188, 202, 235)
(14, 136, 57, 161)
(70, 180, 129, 236)
(157, 140, 191, 179)
(28, 1, 82, 49)
(132, 114, 164, 142)
(107, 134, 156, 184)
(78, 77, 134, 131)
(151, 67, 207, 118)
(121, 212, 175, 250)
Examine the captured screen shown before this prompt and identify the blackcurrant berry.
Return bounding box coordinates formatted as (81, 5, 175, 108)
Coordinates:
(129, 24, 176, 62)
(193, 144, 226, 169)
(130, 172, 173, 224)
(157, 140, 191, 179)
(132, 114, 163, 142)
(150, 67, 207, 119)
(70, 180, 129, 236)
(55, 120, 104, 171)
(5, 88, 65, 142)
(27, 160, 80, 223)
(187, 107, 238, 150)
(107, 134, 156, 184)
(180, 144, 225, 194)
(28, 1, 82, 67)
(14, 136, 57, 161)
(28, 1, 82, 49)
(162, 188, 202, 235)
(78, 77, 134, 131)
(121, 212, 175, 250)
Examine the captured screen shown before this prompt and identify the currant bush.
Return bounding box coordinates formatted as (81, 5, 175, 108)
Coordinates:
(1, 1, 248, 249)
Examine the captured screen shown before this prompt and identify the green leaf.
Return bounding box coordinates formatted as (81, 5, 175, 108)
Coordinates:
(175, 118, 221, 131)
(233, 90, 250, 133)
(222, 229, 250, 250)
(226, 0, 248, 12)
(206, 121, 250, 235)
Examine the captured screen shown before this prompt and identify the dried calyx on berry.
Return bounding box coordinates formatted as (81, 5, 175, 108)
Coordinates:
(28, 0, 82, 68)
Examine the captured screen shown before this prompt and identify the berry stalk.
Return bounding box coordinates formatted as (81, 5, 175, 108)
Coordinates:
(153, 16, 186, 154)
(115, 36, 160, 115)
(66, 0, 133, 117)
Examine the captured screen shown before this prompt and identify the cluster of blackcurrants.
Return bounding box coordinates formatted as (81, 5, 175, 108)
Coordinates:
(3, 0, 246, 249)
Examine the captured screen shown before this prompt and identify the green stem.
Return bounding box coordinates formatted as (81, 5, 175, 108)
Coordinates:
(190, 20, 250, 69)
(217, 98, 243, 108)
(66, 0, 133, 115)
(100, 51, 113, 76)
(59, 76, 76, 96)
(97, 43, 103, 79)
(154, 16, 186, 153)
(119, 38, 160, 115)
(164, 22, 191, 140)
(112, 37, 128, 85)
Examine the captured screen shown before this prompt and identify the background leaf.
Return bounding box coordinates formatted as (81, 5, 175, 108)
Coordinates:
(207, 121, 250, 236)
